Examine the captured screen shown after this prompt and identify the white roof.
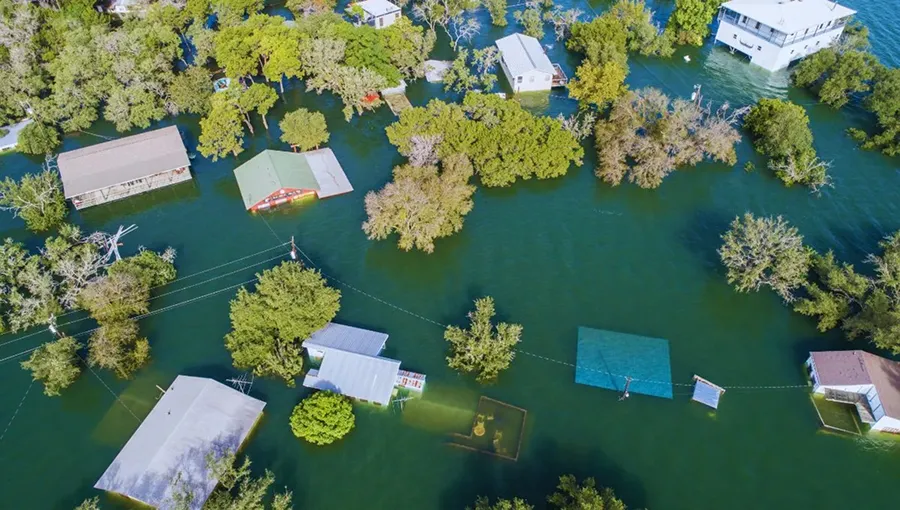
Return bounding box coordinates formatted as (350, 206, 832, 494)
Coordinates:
(305, 148, 353, 198)
(354, 0, 400, 16)
(303, 349, 401, 406)
(496, 33, 554, 77)
(94, 376, 265, 510)
(305, 322, 388, 357)
(722, 0, 856, 34)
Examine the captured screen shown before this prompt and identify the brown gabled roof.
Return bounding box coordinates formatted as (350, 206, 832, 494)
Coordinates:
(811, 350, 900, 419)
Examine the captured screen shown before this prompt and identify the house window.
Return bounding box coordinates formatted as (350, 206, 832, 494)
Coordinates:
(770, 28, 774, 33)
(827, 20, 832, 27)
(733, 34, 737, 39)
(395, 13, 399, 19)
(755, 21, 761, 29)
(804, 28, 809, 35)
(379, 16, 384, 27)
(757, 45, 762, 51)
(517, 76, 522, 83)
(790, 49, 794, 54)
(741, 15, 747, 23)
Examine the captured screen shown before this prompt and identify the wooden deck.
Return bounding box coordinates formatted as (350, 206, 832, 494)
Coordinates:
(383, 93, 412, 116)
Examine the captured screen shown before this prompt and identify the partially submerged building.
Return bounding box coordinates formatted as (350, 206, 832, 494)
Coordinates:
(58, 125, 191, 210)
(807, 350, 900, 433)
(94, 375, 266, 510)
(0, 118, 33, 152)
(350, 0, 402, 29)
(302, 323, 425, 406)
(495, 33, 567, 93)
(715, 0, 856, 72)
(233, 149, 352, 212)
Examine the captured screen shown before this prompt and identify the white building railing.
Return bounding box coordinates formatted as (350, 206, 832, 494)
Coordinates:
(718, 9, 849, 48)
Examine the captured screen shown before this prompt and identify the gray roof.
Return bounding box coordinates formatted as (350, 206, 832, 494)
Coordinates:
(303, 350, 400, 406)
(59, 126, 190, 198)
(94, 375, 265, 510)
(722, 0, 855, 34)
(304, 148, 353, 198)
(496, 33, 554, 77)
(305, 322, 388, 357)
(355, 0, 400, 16)
(810, 350, 872, 386)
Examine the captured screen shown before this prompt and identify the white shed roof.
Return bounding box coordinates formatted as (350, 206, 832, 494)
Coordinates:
(94, 376, 265, 510)
(304, 148, 353, 198)
(354, 0, 400, 16)
(722, 0, 855, 34)
(305, 322, 388, 357)
(303, 350, 400, 406)
(496, 33, 554, 77)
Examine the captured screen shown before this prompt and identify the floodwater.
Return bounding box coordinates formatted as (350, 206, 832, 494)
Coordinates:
(1, 1, 898, 509)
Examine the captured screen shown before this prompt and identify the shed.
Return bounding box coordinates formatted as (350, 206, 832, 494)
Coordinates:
(496, 33, 564, 93)
(351, 0, 402, 29)
(58, 126, 191, 210)
(691, 375, 726, 409)
(232, 148, 352, 211)
(94, 375, 265, 510)
(305, 322, 389, 359)
(303, 349, 401, 406)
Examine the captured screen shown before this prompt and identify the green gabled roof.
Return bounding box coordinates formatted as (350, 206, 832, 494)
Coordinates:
(233, 150, 321, 209)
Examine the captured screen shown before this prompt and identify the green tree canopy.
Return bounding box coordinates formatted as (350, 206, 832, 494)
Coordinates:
(78, 272, 150, 324)
(548, 475, 626, 510)
(279, 108, 329, 151)
(363, 154, 476, 253)
(0, 169, 67, 232)
(718, 213, 811, 303)
(171, 452, 293, 510)
(108, 248, 178, 288)
(567, 60, 628, 109)
(445, 296, 523, 383)
(225, 261, 341, 385)
(290, 390, 355, 445)
(198, 94, 246, 160)
(471, 497, 534, 510)
(87, 319, 150, 379)
(16, 122, 60, 155)
(513, 8, 544, 40)
(167, 65, 213, 116)
(857, 67, 900, 156)
(665, 0, 723, 46)
(21, 336, 82, 396)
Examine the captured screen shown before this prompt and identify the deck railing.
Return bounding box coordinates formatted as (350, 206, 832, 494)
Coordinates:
(551, 63, 567, 88)
(717, 11, 848, 48)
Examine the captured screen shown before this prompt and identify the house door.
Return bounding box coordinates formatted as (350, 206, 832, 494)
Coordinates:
(379, 16, 384, 27)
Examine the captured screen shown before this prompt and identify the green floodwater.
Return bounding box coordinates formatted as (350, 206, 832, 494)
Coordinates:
(1, 1, 899, 509)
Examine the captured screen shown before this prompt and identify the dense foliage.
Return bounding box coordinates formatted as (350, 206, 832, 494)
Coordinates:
(445, 296, 523, 383)
(279, 108, 329, 152)
(443, 47, 500, 93)
(744, 98, 829, 191)
(0, 168, 67, 232)
(171, 452, 292, 510)
(718, 213, 811, 303)
(20, 336, 82, 396)
(386, 94, 583, 187)
(568, 0, 674, 69)
(290, 391, 355, 445)
(225, 262, 341, 385)
(16, 122, 60, 155)
(594, 88, 743, 188)
(665, 0, 723, 46)
(568, 60, 628, 109)
(471, 474, 627, 510)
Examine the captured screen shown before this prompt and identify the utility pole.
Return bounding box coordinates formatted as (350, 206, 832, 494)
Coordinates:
(618, 376, 632, 401)
(691, 84, 703, 107)
(290, 235, 298, 260)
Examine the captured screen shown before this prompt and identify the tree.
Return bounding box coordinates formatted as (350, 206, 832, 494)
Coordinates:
(225, 262, 341, 385)
(445, 296, 523, 383)
(485, 0, 508, 27)
(471, 497, 533, 510)
(287, 0, 337, 17)
(0, 168, 67, 232)
(544, 8, 582, 41)
(548, 475, 626, 510)
(79, 273, 150, 324)
(567, 60, 628, 109)
(279, 108, 329, 151)
(744, 98, 829, 190)
(212, 0, 265, 27)
(172, 452, 293, 510)
(382, 18, 437, 80)
(443, 48, 499, 93)
(290, 391, 355, 445)
(87, 319, 151, 379)
(857, 67, 900, 156)
(16, 123, 60, 155)
(363, 154, 476, 253)
(568, 0, 672, 65)
(513, 8, 544, 40)
(21, 336, 82, 397)
(74, 497, 101, 510)
(198, 94, 245, 160)
(665, 0, 722, 46)
(793, 48, 880, 109)
(718, 213, 811, 303)
(108, 248, 177, 288)
(166, 65, 213, 116)
(0, 238, 62, 334)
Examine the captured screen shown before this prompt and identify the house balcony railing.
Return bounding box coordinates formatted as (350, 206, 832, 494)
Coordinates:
(824, 389, 876, 423)
(551, 63, 567, 88)
(717, 11, 848, 48)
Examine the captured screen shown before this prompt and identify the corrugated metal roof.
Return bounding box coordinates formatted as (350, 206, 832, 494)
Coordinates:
(691, 377, 725, 409)
(355, 0, 400, 16)
(303, 350, 400, 406)
(722, 0, 855, 34)
(305, 323, 388, 357)
(304, 148, 353, 198)
(94, 376, 265, 510)
(496, 33, 554, 78)
(58, 126, 190, 198)
(861, 352, 900, 419)
(233, 150, 320, 209)
(811, 350, 872, 385)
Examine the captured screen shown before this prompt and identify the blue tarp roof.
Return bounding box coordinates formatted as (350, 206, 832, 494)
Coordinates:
(574, 327, 673, 399)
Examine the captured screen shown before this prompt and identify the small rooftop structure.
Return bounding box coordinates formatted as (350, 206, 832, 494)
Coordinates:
(574, 327, 673, 399)
(58, 126, 191, 210)
(691, 375, 726, 409)
(94, 375, 266, 510)
(305, 322, 389, 358)
(807, 350, 900, 433)
(351, 0, 402, 29)
(424, 60, 452, 83)
(0, 118, 33, 152)
(496, 33, 566, 92)
(232, 148, 352, 211)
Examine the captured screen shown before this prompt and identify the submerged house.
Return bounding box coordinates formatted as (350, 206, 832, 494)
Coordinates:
(806, 351, 900, 433)
(302, 323, 425, 406)
(94, 376, 266, 510)
(58, 126, 191, 210)
(233, 149, 352, 212)
(715, 0, 856, 72)
(350, 0, 402, 29)
(495, 33, 566, 93)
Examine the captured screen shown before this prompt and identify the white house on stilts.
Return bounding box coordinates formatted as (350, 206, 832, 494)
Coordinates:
(714, 0, 856, 72)
(495, 33, 567, 93)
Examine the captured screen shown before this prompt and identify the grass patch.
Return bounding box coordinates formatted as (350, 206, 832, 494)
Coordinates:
(810, 394, 862, 435)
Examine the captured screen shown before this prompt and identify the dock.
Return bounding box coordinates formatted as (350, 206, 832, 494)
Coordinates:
(383, 93, 412, 116)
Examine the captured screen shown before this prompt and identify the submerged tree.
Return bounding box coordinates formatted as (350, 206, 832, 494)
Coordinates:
(567, 60, 628, 109)
(21, 336, 82, 397)
(445, 296, 523, 383)
(279, 108, 329, 152)
(513, 7, 544, 40)
(225, 262, 341, 385)
(198, 94, 246, 161)
(87, 319, 150, 380)
(484, 0, 508, 27)
(665, 0, 723, 46)
(16, 123, 61, 156)
(171, 451, 293, 510)
(290, 390, 355, 445)
(548, 475, 626, 510)
(0, 167, 68, 232)
(472, 497, 534, 510)
(718, 213, 811, 303)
